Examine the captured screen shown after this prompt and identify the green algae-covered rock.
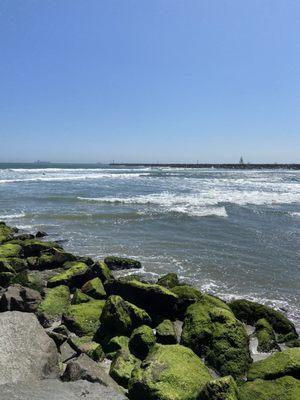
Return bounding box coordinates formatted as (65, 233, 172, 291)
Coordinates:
(181, 301, 251, 377)
(0, 257, 28, 273)
(286, 339, 300, 348)
(47, 262, 91, 288)
(0, 271, 15, 287)
(71, 289, 94, 304)
(110, 348, 141, 388)
(32, 249, 76, 270)
(199, 376, 239, 400)
(105, 335, 130, 359)
(129, 325, 156, 359)
(106, 279, 178, 316)
(0, 222, 14, 243)
(92, 261, 114, 283)
(63, 300, 105, 336)
(0, 243, 22, 258)
(104, 256, 141, 270)
(81, 277, 106, 299)
(229, 299, 298, 342)
(157, 273, 179, 289)
(21, 239, 63, 257)
(247, 347, 300, 381)
(128, 344, 212, 400)
(99, 295, 151, 337)
(68, 335, 105, 361)
(171, 284, 203, 316)
(156, 319, 177, 344)
(239, 376, 300, 400)
(37, 285, 70, 325)
(0, 258, 15, 273)
(255, 318, 280, 352)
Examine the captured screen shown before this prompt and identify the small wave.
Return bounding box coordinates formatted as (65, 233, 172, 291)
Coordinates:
(288, 211, 300, 218)
(0, 212, 26, 219)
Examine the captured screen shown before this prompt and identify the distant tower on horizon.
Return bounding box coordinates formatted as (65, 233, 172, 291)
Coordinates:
(239, 156, 244, 164)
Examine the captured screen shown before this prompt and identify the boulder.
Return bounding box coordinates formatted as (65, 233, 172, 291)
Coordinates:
(255, 318, 280, 352)
(247, 347, 300, 381)
(181, 299, 251, 377)
(68, 336, 105, 361)
(229, 299, 298, 342)
(37, 285, 70, 327)
(0, 257, 28, 272)
(106, 279, 178, 316)
(0, 243, 22, 258)
(0, 284, 41, 312)
(157, 273, 179, 289)
(128, 344, 212, 400)
(104, 256, 141, 270)
(63, 300, 105, 336)
(156, 319, 178, 344)
(239, 376, 300, 400)
(36, 230, 48, 238)
(62, 353, 121, 392)
(98, 295, 151, 337)
(110, 348, 140, 388)
(81, 277, 106, 299)
(92, 261, 114, 283)
(31, 249, 76, 270)
(60, 341, 78, 363)
(199, 376, 239, 400)
(72, 289, 94, 304)
(104, 336, 130, 359)
(0, 311, 59, 384)
(21, 240, 63, 257)
(129, 325, 156, 359)
(47, 262, 92, 288)
(0, 379, 126, 400)
(0, 222, 14, 243)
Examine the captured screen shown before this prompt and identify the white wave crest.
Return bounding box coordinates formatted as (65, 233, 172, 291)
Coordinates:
(0, 212, 26, 219)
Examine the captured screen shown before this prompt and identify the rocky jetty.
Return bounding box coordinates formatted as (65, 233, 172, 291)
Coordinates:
(0, 221, 299, 399)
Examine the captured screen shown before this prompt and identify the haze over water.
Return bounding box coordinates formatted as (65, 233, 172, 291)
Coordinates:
(0, 164, 299, 329)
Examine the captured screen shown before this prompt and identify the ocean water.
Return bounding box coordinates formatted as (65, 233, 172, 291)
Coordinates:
(0, 164, 299, 329)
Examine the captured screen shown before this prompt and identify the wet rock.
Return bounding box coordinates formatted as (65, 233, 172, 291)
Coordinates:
(104, 256, 141, 270)
(35, 230, 48, 238)
(157, 273, 179, 289)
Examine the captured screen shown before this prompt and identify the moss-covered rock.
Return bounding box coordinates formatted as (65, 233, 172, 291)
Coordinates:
(104, 335, 130, 359)
(286, 339, 300, 348)
(247, 347, 300, 381)
(128, 344, 212, 400)
(255, 318, 280, 352)
(0, 243, 22, 258)
(106, 279, 178, 317)
(0, 222, 14, 243)
(181, 300, 251, 377)
(0, 257, 28, 273)
(37, 285, 70, 326)
(0, 258, 15, 273)
(63, 300, 105, 336)
(171, 284, 203, 317)
(104, 256, 141, 270)
(199, 376, 239, 400)
(99, 295, 151, 338)
(0, 271, 15, 287)
(81, 277, 106, 299)
(129, 325, 156, 359)
(21, 239, 63, 257)
(47, 261, 91, 288)
(156, 319, 177, 344)
(157, 273, 179, 289)
(68, 335, 104, 361)
(110, 348, 141, 388)
(229, 299, 298, 342)
(92, 261, 114, 283)
(71, 289, 94, 304)
(239, 376, 300, 400)
(31, 249, 76, 270)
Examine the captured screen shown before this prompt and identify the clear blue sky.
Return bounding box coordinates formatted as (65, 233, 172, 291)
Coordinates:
(0, 0, 299, 163)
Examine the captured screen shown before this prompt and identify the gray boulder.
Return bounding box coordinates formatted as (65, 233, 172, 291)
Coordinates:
(0, 311, 59, 384)
(0, 284, 42, 312)
(0, 379, 126, 400)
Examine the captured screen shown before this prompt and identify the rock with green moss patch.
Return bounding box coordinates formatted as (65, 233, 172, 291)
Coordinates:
(21, 239, 63, 257)
(63, 300, 105, 336)
(286, 339, 300, 348)
(129, 325, 156, 359)
(229, 299, 298, 342)
(181, 299, 251, 378)
(0, 258, 15, 273)
(92, 261, 114, 283)
(106, 279, 178, 317)
(247, 347, 300, 381)
(71, 289, 94, 304)
(157, 273, 179, 289)
(81, 277, 106, 299)
(68, 336, 104, 361)
(239, 376, 300, 400)
(255, 318, 280, 352)
(110, 348, 141, 388)
(47, 262, 92, 288)
(156, 319, 177, 344)
(128, 344, 212, 400)
(32, 249, 76, 270)
(99, 295, 151, 338)
(104, 335, 130, 359)
(0, 257, 28, 273)
(0, 222, 14, 243)
(0, 243, 22, 258)
(171, 284, 203, 317)
(37, 285, 70, 326)
(199, 376, 239, 400)
(104, 256, 141, 270)
(0, 271, 15, 287)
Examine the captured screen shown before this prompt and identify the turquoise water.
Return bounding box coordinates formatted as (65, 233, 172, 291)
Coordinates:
(0, 163, 299, 328)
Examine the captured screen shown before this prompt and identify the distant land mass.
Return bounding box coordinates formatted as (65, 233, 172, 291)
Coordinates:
(110, 163, 300, 170)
